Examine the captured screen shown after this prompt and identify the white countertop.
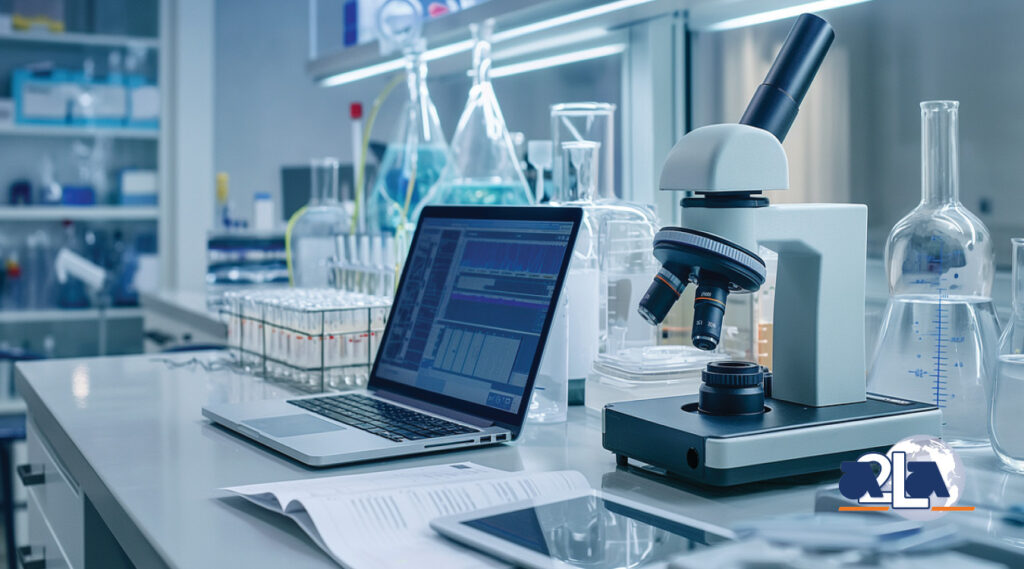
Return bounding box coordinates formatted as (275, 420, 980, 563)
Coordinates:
(14, 352, 1024, 568)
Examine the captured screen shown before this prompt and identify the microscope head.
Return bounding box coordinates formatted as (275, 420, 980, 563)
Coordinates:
(637, 13, 834, 351)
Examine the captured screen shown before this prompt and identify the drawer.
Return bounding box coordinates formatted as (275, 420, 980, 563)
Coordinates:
(23, 420, 83, 568)
(25, 494, 72, 569)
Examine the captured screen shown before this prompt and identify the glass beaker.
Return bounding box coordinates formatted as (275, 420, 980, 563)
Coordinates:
(991, 238, 1024, 472)
(551, 103, 616, 200)
(291, 158, 351, 288)
(372, 41, 450, 236)
(423, 19, 532, 210)
(867, 101, 999, 447)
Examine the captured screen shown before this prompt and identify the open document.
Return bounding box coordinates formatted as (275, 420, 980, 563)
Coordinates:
(224, 463, 590, 569)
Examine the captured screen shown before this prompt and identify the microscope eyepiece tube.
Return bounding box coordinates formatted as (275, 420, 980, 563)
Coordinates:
(739, 13, 834, 141)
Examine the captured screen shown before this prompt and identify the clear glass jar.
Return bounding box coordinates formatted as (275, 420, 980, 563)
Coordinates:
(991, 238, 1024, 471)
(867, 101, 999, 447)
(290, 158, 351, 288)
(424, 19, 532, 210)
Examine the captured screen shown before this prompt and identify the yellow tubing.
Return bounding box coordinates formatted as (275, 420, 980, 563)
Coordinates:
(351, 73, 405, 234)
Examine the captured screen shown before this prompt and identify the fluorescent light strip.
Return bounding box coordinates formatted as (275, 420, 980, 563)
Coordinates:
(320, 0, 657, 87)
(490, 0, 656, 43)
(703, 0, 872, 32)
(490, 44, 627, 79)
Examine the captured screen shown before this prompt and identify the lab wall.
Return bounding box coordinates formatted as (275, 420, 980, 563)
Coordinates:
(691, 0, 1024, 266)
(214, 0, 385, 221)
(213, 0, 623, 221)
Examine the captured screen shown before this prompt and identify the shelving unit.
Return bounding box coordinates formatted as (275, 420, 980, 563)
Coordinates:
(0, 30, 159, 49)
(0, 0, 164, 327)
(0, 206, 158, 222)
(0, 123, 158, 139)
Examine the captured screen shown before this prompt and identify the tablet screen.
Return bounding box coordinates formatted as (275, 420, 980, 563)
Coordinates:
(462, 495, 729, 568)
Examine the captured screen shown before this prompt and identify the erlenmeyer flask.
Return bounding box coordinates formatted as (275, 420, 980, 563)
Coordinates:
(867, 101, 1000, 447)
(424, 19, 532, 209)
(372, 41, 450, 234)
(991, 238, 1024, 471)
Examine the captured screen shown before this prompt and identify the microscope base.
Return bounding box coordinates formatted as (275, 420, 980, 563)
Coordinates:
(602, 394, 941, 487)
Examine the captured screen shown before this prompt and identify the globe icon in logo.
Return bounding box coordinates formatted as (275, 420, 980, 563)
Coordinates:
(884, 435, 966, 520)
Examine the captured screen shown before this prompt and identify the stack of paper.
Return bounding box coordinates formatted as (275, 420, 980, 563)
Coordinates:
(224, 462, 590, 569)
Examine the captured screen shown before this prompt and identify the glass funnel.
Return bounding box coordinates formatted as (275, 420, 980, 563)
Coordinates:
(372, 42, 450, 236)
(290, 158, 351, 288)
(990, 238, 1024, 472)
(422, 19, 532, 210)
(867, 101, 999, 447)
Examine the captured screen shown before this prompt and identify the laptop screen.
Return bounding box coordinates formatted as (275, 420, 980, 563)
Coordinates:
(371, 206, 581, 428)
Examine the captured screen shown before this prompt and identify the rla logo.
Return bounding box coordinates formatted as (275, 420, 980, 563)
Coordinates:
(838, 435, 969, 520)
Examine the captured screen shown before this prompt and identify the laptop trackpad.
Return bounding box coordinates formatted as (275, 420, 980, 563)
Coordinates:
(244, 415, 345, 437)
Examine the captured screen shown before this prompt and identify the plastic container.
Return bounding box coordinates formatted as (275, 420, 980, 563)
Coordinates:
(584, 346, 718, 413)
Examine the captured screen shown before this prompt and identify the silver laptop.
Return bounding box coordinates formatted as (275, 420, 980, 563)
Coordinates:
(203, 205, 583, 466)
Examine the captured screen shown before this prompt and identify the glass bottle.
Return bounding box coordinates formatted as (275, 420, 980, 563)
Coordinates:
(372, 41, 450, 237)
(990, 238, 1024, 471)
(867, 101, 999, 447)
(290, 158, 351, 288)
(423, 19, 532, 210)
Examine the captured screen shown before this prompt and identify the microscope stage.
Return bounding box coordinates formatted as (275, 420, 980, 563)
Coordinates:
(603, 394, 941, 486)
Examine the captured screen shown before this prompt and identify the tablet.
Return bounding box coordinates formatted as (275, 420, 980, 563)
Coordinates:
(430, 490, 734, 569)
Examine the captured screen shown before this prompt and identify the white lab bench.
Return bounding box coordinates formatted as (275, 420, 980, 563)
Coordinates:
(140, 290, 227, 352)
(13, 352, 1024, 568)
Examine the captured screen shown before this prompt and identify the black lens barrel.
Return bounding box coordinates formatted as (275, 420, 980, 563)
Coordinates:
(698, 361, 766, 416)
(638, 268, 685, 326)
(691, 276, 729, 351)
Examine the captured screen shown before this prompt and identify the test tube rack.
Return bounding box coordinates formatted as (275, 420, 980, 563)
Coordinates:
(221, 289, 391, 393)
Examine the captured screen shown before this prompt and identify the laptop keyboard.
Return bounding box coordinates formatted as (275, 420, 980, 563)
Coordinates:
(288, 393, 479, 443)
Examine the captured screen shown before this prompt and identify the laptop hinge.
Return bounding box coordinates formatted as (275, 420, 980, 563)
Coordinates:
(373, 389, 496, 428)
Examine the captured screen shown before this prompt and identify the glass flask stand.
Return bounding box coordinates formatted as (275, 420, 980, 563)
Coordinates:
(990, 238, 1024, 471)
(290, 158, 351, 288)
(867, 101, 999, 447)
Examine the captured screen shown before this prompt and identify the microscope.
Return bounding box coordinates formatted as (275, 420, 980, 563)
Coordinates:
(602, 14, 941, 486)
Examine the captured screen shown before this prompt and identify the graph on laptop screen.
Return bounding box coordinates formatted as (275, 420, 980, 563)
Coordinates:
(375, 216, 574, 413)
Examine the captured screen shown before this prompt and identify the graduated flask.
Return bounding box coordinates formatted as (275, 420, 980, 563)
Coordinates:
(990, 239, 1024, 471)
(867, 101, 999, 447)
